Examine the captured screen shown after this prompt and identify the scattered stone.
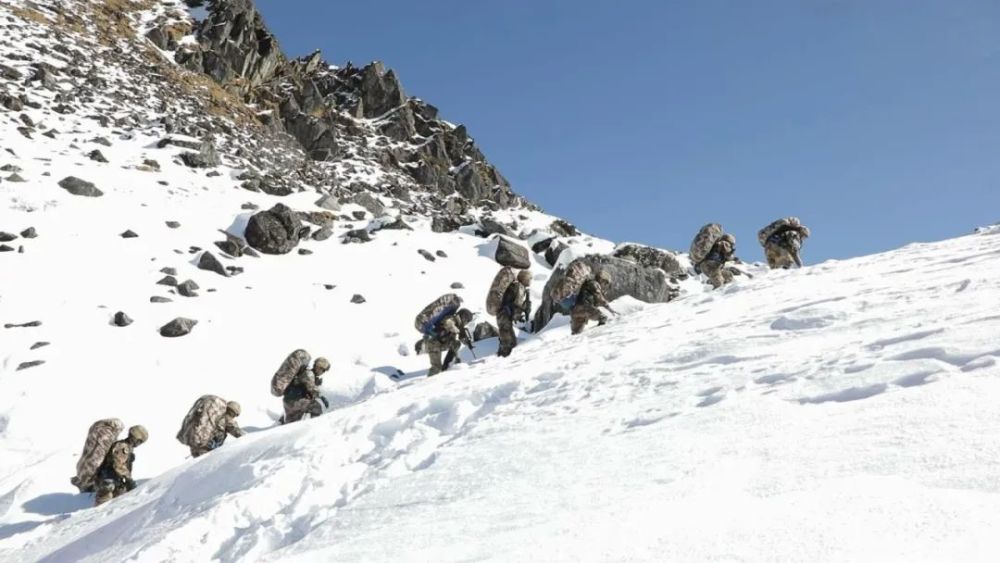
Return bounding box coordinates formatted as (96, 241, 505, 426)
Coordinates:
(431, 215, 460, 233)
(314, 194, 341, 211)
(0, 244, 14, 252)
(179, 140, 220, 168)
(495, 237, 531, 269)
(351, 210, 366, 221)
(545, 241, 569, 267)
(532, 237, 556, 254)
(6, 173, 26, 183)
(165, 221, 181, 229)
(380, 217, 413, 231)
(58, 176, 103, 197)
(312, 226, 334, 241)
(157, 275, 178, 286)
(90, 137, 112, 147)
(197, 251, 228, 276)
(0, 232, 16, 242)
(215, 239, 243, 257)
(245, 203, 308, 255)
(87, 149, 108, 163)
(226, 266, 244, 275)
(4, 321, 41, 328)
(473, 322, 499, 342)
(17, 360, 45, 372)
(343, 229, 372, 244)
(244, 247, 260, 258)
(120, 230, 138, 239)
(436, 250, 448, 258)
(351, 294, 366, 304)
(323, 284, 336, 290)
(178, 280, 199, 297)
(142, 159, 161, 171)
(159, 267, 177, 276)
(550, 219, 581, 237)
(30, 342, 49, 350)
(298, 248, 313, 255)
(451, 282, 465, 289)
(480, 217, 512, 237)
(241, 202, 259, 210)
(418, 249, 436, 262)
(150, 296, 173, 303)
(20, 227, 37, 238)
(350, 192, 386, 216)
(113, 311, 133, 327)
(160, 317, 197, 337)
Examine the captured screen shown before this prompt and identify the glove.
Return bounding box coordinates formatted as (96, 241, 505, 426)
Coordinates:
(319, 396, 330, 409)
(124, 477, 137, 492)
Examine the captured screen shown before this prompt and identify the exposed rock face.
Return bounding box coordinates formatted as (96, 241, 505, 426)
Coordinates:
(245, 204, 307, 255)
(612, 243, 684, 278)
(533, 255, 680, 331)
(495, 237, 531, 269)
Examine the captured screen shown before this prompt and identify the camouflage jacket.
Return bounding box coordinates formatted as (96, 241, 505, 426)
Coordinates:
(101, 440, 135, 481)
(577, 279, 609, 309)
(426, 315, 471, 349)
(214, 414, 245, 443)
(499, 282, 529, 318)
(284, 368, 321, 403)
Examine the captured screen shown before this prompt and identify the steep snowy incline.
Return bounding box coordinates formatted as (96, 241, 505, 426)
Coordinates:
(4, 230, 1000, 561)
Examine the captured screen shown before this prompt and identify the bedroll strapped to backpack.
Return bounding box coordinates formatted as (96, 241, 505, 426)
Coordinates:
(176, 395, 228, 447)
(758, 217, 809, 246)
(415, 293, 463, 336)
(690, 223, 725, 266)
(271, 349, 311, 397)
(72, 418, 124, 493)
(486, 267, 516, 316)
(550, 260, 592, 315)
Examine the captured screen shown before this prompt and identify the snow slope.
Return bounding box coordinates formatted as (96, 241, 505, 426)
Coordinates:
(3, 159, 1000, 562)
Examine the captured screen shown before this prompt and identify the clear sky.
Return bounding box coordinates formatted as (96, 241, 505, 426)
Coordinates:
(257, 0, 1000, 262)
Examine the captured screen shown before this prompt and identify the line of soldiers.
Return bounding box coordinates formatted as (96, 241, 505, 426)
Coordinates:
(689, 217, 811, 289)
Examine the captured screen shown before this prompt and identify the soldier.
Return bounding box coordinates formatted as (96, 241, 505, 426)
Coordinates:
(497, 270, 532, 357)
(424, 308, 474, 376)
(94, 425, 147, 507)
(759, 217, 811, 269)
(571, 270, 615, 335)
(283, 357, 330, 424)
(177, 396, 245, 458)
(699, 233, 737, 288)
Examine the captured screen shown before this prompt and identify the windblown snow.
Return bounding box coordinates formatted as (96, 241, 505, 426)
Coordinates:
(3, 1, 1000, 562)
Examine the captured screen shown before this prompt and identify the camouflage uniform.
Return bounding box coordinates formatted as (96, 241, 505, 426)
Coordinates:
(283, 359, 329, 424)
(95, 425, 147, 507)
(424, 310, 473, 376)
(571, 275, 611, 335)
(699, 235, 736, 289)
(497, 271, 532, 358)
(760, 218, 810, 269)
(189, 402, 245, 458)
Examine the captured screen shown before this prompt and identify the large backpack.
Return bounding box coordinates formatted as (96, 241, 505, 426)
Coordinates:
(486, 267, 516, 316)
(689, 223, 724, 265)
(758, 217, 808, 246)
(176, 395, 228, 447)
(271, 349, 311, 397)
(72, 418, 124, 492)
(415, 294, 463, 336)
(551, 260, 592, 315)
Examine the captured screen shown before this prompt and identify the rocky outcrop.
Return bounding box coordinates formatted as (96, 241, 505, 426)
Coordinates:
(495, 237, 531, 269)
(245, 204, 308, 255)
(533, 255, 680, 331)
(612, 243, 684, 279)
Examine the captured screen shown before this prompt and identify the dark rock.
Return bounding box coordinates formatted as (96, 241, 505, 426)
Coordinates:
(495, 237, 531, 269)
(314, 194, 341, 211)
(245, 203, 308, 255)
(17, 360, 45, 371)
(90, 137, 112, 147)
(159, 267, 177, 276)
(0, 232, 16, 242)
(312, 226, 334, 241)
(550, 219, 580, 237)
(351, 193, 386, 216)
(351, 211, 367, 221)
(113, 311, 133, 327)
(215, 239, 243, 257)
(612, 243, 684, 278)
(532, 237, 556, 254)
(178, 280, 199, 297)
(343, 229, 372, 244)
(6, 174, 26, 183)
(58, 176, 103, 197)
(298, 248, 313, 255)
(351, 294, 366, 304)
(150, 296, 173, 303)
(480, 217, 512, 237)
(435, 250, 448, 258)
(20, 227, 37, 238)
(160, 317, 197, 337)
(431, 215, 460, 233)
(451, 282, 464, 289)
(241, 202, 259, 211)
(473, 322, 498, 342)
(197, 251, 228, 276)
(418, 249, 436, 262)
(157, 275, 179, 287)
(244, 247, 260, 258)
(0, 244, 13, 252)
(379, 217, 413, 231)
(533, 255, 680, 331)
(324, 284, 336, 290)
(179, 140, 220, 168)
(545, 241, 569, 267)
(165, 221, 181, 229)
(30, 342, 49, 350)
(120, 230, 138, 239)
(87, 149, 108, 163)
(4, 321, 41, 328)
(226, 266, 244, 275)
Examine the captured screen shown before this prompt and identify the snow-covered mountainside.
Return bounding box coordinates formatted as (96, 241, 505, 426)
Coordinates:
(2, 0, 1000, 562)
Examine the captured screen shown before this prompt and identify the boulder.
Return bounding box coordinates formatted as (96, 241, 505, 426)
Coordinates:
(418, 249, 436, 262)
(351, 193, 386, 216)
(179, 140, 220, 168)
(533, 255, 679, 331)
(544, 242, 569, 267)
(245, 203, 307, 255)
(58, 176, 103, 197)
(113, 312, 133, 327)
(479, 217, 512, 237)
(160, 317, 197, 337)
(431, 215, 460, 233)
(178, 280, 199, 297)
(473, 322, 498, 342)
(314, 194, 341, 211)
(351, 294, 366, 304)
(0, 232, 16, 242)
(197, 251, 228, 276)
(612, 243, 684, 278)
(494, 237, 530, 269)
(20, 227, 37, 239)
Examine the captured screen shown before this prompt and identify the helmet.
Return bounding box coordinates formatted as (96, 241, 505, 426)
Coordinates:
(226, 401, 242, 417)
(314, 357, 331, 373)
(128, 425, 148, 445)
(720, 233, 736, 245)
(457, 308, 474, 325)
(516, 270, 533, 286)
(596, 270, 612, 284)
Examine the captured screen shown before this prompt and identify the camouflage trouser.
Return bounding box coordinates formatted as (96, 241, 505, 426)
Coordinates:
(94, 478, 127, 507)
(425, 336, 460, 376)
(764, 242, 799, 269)
(570, 304, 607, 335)
(497, 313, 516, 357)
(700, 259, 734, 289)
(283, 397, 323, 424)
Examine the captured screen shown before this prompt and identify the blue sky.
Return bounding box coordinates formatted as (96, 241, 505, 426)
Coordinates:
(258, 0, 1000, 262)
